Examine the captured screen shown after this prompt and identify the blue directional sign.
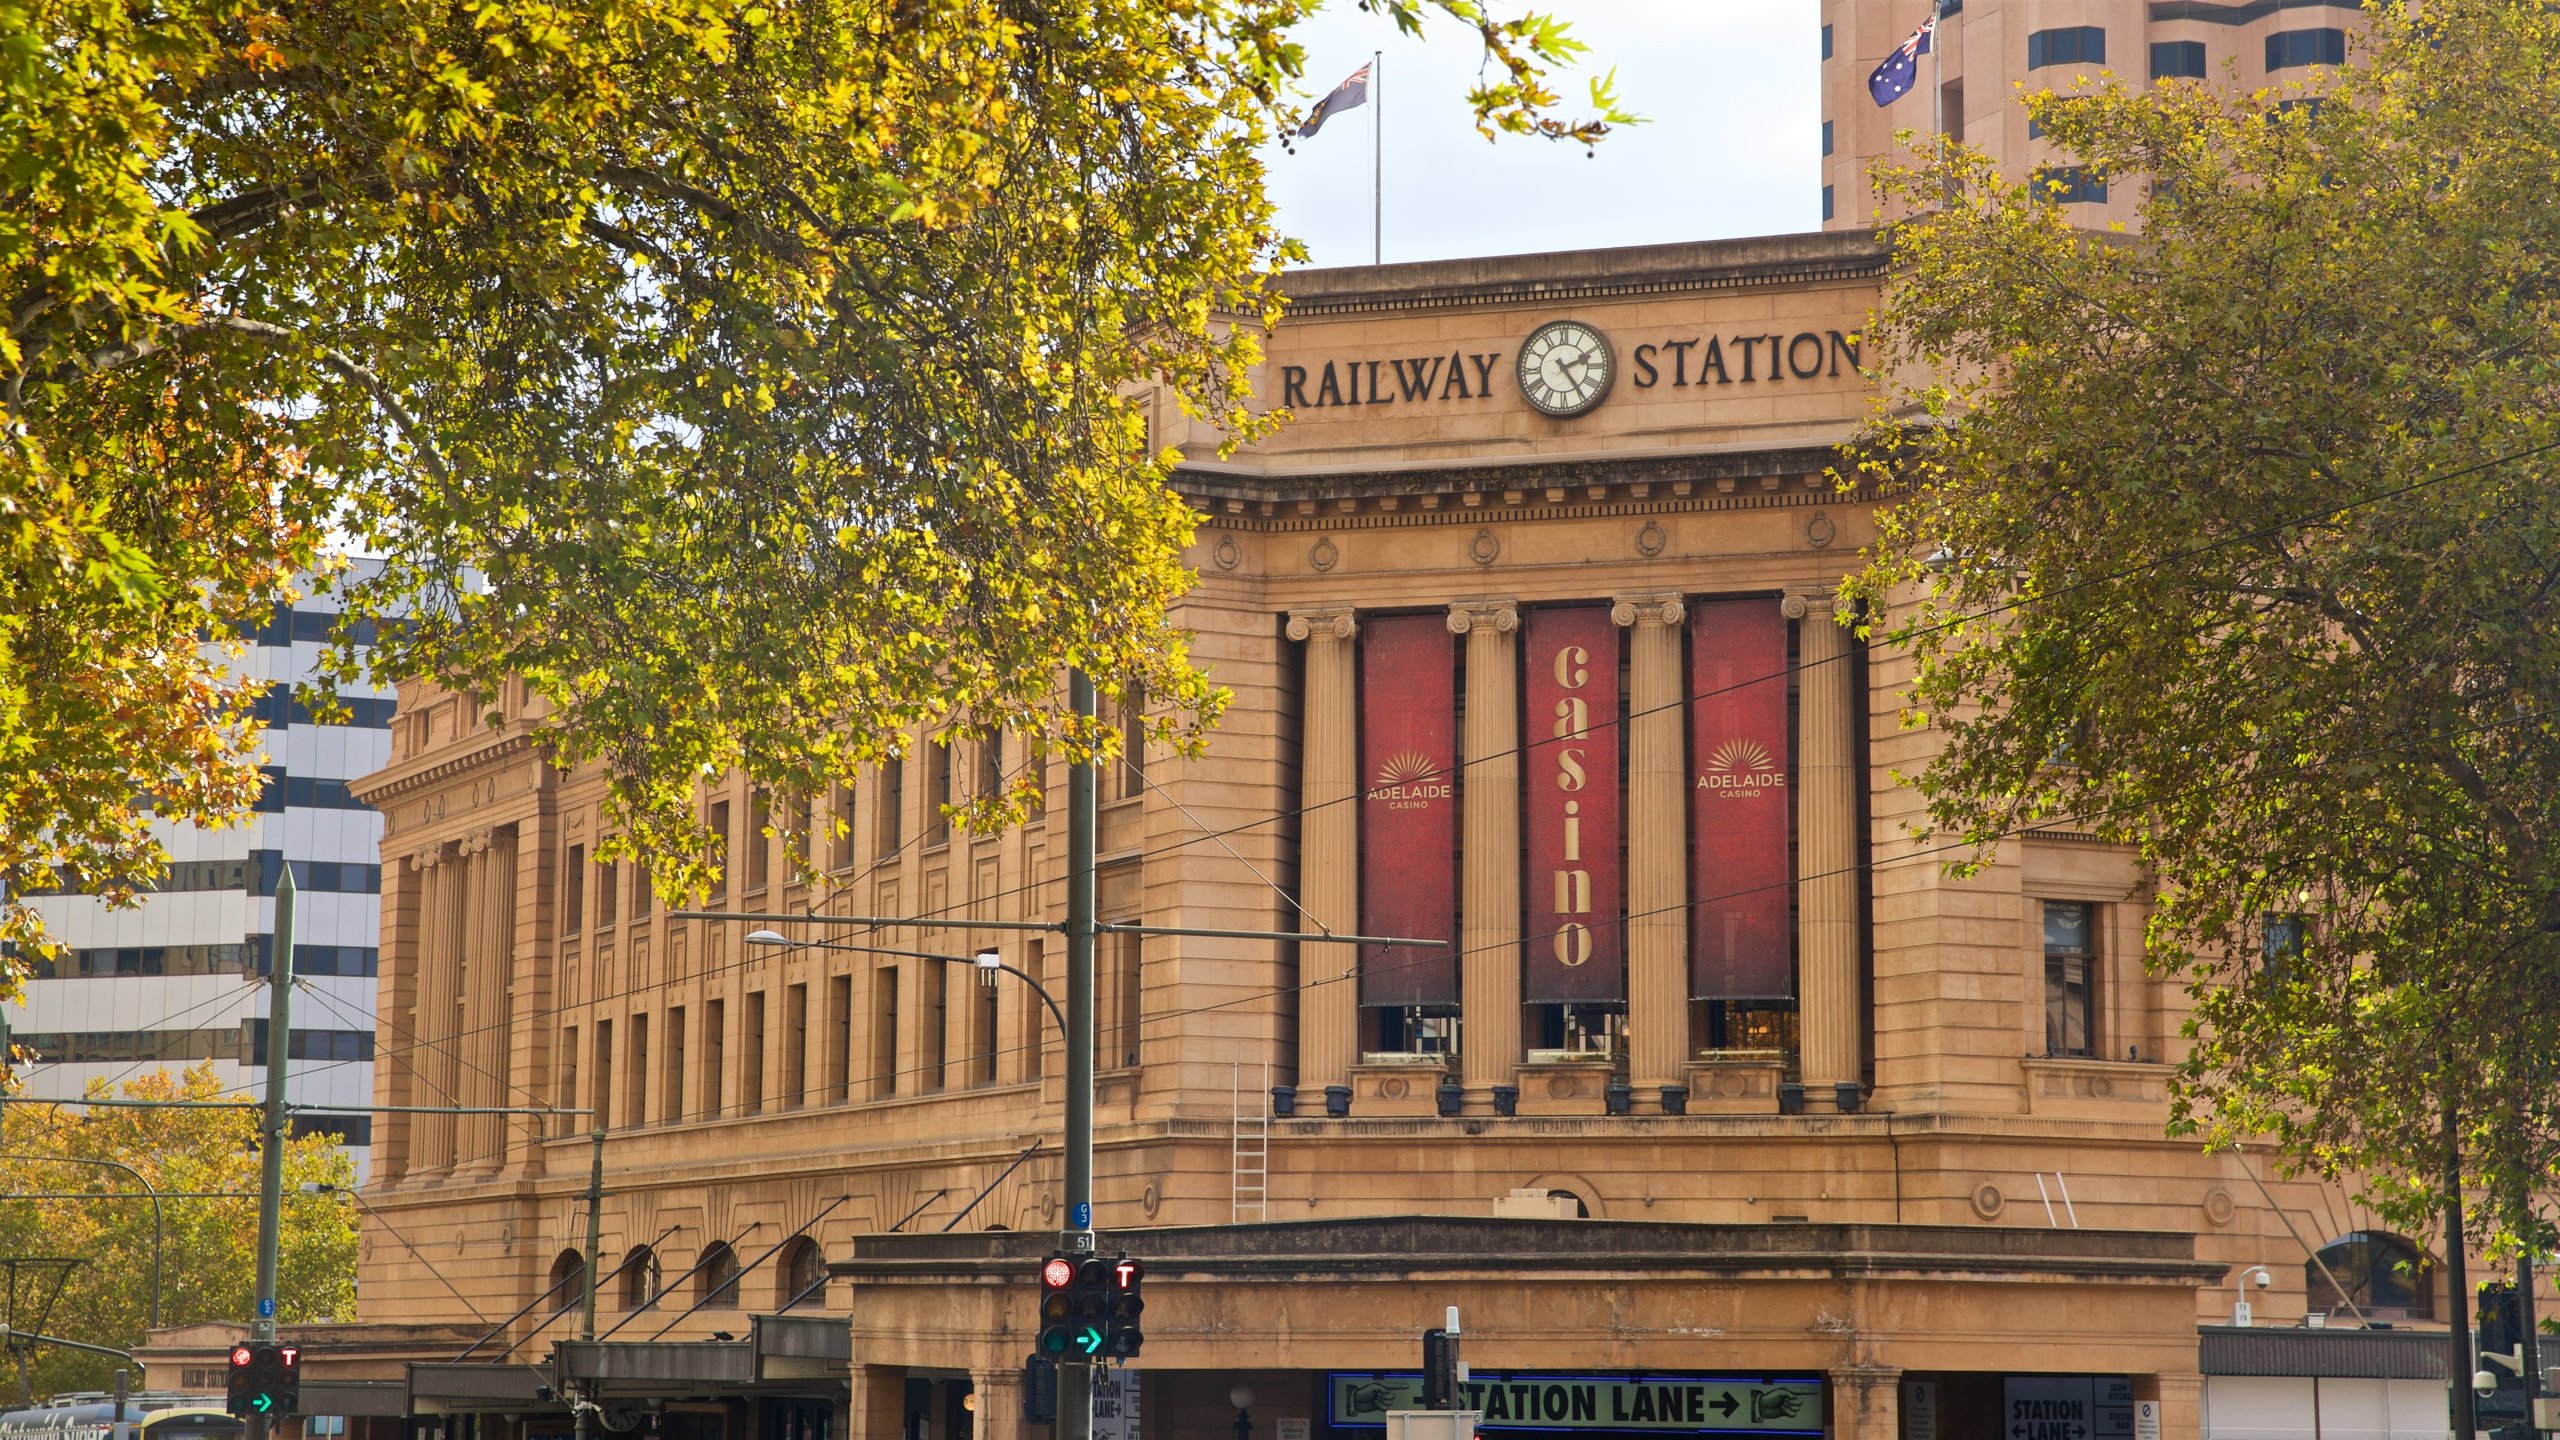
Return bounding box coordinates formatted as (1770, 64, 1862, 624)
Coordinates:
(1071, 1202, 1093, 1229)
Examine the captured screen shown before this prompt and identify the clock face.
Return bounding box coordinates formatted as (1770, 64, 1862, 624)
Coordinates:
(1516, 320, 1615, 418)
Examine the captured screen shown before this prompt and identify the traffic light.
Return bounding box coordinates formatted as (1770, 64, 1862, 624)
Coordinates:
(2480, 1281, 2524, 1363)
(225, 1341, 302, 1419)
(1036, 1255, 1079, 1359)
(1422, 1328, 1460, 1410)
(1022, 1354, 1059, 1425)
(1104, 1256, 1144, 1359)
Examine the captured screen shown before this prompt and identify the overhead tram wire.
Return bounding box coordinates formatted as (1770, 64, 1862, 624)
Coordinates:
(728, 695, 2560, 1098)
(351, 431, 2560, 1093)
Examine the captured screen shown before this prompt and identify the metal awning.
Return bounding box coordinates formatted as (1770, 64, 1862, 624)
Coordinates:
(554, 1340, 755, 1389)
(297, 1381, 410, 1419)
(752, 1315, 848, 1381)
(406, 1362, 563, 1416)
(2199, 1324, 2448, 1379)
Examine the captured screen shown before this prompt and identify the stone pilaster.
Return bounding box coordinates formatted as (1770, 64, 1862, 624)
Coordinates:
(457, 825, 516, 1168)
(1449, 600, 1521, 1089)
(1785, 589, 1861, 1101)
(1827, 1365, 1900, 1440)
(1287, 606, 1360, 1090)
(409, 843, 463, 1173)
(970, 1367, 1025, 1440)
(1614, 592, 1689, 1092)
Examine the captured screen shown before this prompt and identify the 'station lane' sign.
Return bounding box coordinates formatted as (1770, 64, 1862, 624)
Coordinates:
(1329, 1374, 1824, 1435)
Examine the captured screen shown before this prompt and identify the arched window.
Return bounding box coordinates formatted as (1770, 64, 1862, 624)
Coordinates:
(618, 1245, 660, 1311)
(698, 1241, 742, 1310)
(2308, 1232, 2434, 1320)
(777, 1236, 828, 1310)
(548, 1250, 586, 1310)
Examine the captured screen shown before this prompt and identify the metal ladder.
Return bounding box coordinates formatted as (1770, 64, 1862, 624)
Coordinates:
(1231, 1061, 1270, 1223)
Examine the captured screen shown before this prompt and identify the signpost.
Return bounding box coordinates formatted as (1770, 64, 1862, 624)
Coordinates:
(1329, 1374, 1822, 1434)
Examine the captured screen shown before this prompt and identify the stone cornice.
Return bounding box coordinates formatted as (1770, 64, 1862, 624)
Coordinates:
(1181, 448, 1866, 532)
(351, 729, 536, 806)
(1275, 232, 1887, 318)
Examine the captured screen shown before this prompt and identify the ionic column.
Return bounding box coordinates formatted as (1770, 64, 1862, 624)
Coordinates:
(1614, 593, 1689, 1092)
(1785, 589, 1862, 1101)
(410, 844, 462, 1173)
(458, 826, 516, 1167)
(1287, 607, 1359, 1090)
(1449, 600, 1521, 1089)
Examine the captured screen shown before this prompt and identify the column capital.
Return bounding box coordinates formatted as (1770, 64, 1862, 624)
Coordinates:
(1286, 606, 1358, 643)
(409, 843, 452, 871)
(1780, 587, 1841, 621)
(1611, 591, 1686, 628)
(1446, 599, 1519, 636)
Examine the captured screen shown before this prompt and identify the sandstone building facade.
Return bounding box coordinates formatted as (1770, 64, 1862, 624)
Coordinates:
(235, 233, 2452, 1440)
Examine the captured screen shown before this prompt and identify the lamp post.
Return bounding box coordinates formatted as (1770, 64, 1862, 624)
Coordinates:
(1230, 1384, 1255, 1440)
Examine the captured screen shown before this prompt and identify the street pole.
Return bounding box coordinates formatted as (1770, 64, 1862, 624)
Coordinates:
(2445, 1087, 2477, 1440)
(1059, 669, 1099, 1440)
(2521, 1250, 2541, 1428)
(249, 864, 296, 1440)
(574, 1129, 603, 1440)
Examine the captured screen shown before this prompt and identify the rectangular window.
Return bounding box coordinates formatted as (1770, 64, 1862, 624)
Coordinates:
(2267, 27, 2345, 69)
(921, 966, 947, 1092)
(595, 858, 617, 929)
(629, 863, 648, 919)
(1021, 938, 1047, 1082)
(2152, 40, 2207, 79)
(593, 1020, 615, 1131)
(974, 974, 1000, 1086)
(831, 782, 857, 870)
(791, 792, 812, 869)
(1116, 700, 1146, 801)
(1821, 185, 1835, 222)
(979, 737, 1003, 807)
(873, 969, 900, 1099)
(1938, 0, 1961, 12)
(748, 794, 772, 891)
(2043, 901, 2097, 1058)
(741, 991, 768, 1115)
(664, 1006, 688, 1125)
(2028, 25, 2105, 69)
(708, 800, 731, 902)
(1820, 22, 1832, 61)
(1940, 80, 1964, 143)
(878, 757, 904, 857)
(563, 844, 586, 932)
(702, 999, 727, 1118)
(627, 1013, 650, 1126)
(1820, 118, 1833, 157)
(784, 983, 810, 1109)
(826, 975, 854, 1104)
(2032, 165, 2110, 204)
(1102, 928, 1142, 1069)
(926, 740, 953, 847)
(560, 1025, 580, 1137)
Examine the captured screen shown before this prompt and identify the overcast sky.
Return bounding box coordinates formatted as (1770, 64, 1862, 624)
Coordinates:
(1262, 1, 1821, 270)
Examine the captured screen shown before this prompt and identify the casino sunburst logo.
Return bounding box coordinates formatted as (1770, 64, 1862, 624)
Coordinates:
(1373, 750, 1443, 788)
(1707, 739, 1775, 776)
(1697, 738, 1785, 795)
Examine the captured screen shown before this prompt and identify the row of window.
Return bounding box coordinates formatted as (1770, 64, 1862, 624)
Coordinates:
(249, 685, 398, 730)
(253, 768, 376, 814)
(2022, 26, 2342, 73)
(550, 933, 1146, 1134)
(226, 607, 383, 648)
(561, 717, 1141, 930)
(14, 1025, 374, 1065)
(551, 1234, 829, 1316)
(30, 938, 379, 979)
(18, 851, 378, 899)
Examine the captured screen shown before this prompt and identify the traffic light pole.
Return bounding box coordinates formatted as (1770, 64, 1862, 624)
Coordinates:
(1059, 669, 1099, 1440)
(248, 865, 297, 1440)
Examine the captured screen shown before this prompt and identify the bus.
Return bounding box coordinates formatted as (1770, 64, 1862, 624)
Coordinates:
(0, 1400, 241, 1440)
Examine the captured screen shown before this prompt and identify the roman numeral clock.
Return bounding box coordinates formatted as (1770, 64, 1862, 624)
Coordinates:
(1517, 319, 1616, 418)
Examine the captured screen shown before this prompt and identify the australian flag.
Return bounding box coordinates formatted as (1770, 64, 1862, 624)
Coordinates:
(1868, 14, 1934, 107)
(1299, 63, 1371, 138)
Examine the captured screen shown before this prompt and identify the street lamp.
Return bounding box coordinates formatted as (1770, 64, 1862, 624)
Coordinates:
(1230, 1385, 1255, 1440)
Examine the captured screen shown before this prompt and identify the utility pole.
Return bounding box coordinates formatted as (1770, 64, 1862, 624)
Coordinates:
(248, 864, 297, 1440)
(1059, 669, 1099, 1440)
(574, 1130, 604, 1440)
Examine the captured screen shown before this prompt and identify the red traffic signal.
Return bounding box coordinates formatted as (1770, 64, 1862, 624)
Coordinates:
(230, 1347, 254, 1368)
(1041, 1257, 1075, 1290)
(1111, 1259, 1143, 1290)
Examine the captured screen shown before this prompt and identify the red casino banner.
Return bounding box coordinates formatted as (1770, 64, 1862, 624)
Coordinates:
(1688, 598, 1792, 999)
(1523, 606, 1623, 1003)
(1359, 614, 1459, 1008)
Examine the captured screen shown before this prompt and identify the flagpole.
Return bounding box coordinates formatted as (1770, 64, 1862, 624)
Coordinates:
(1929, 0, 1943, 150)
(1372, 49, 1383, 265)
